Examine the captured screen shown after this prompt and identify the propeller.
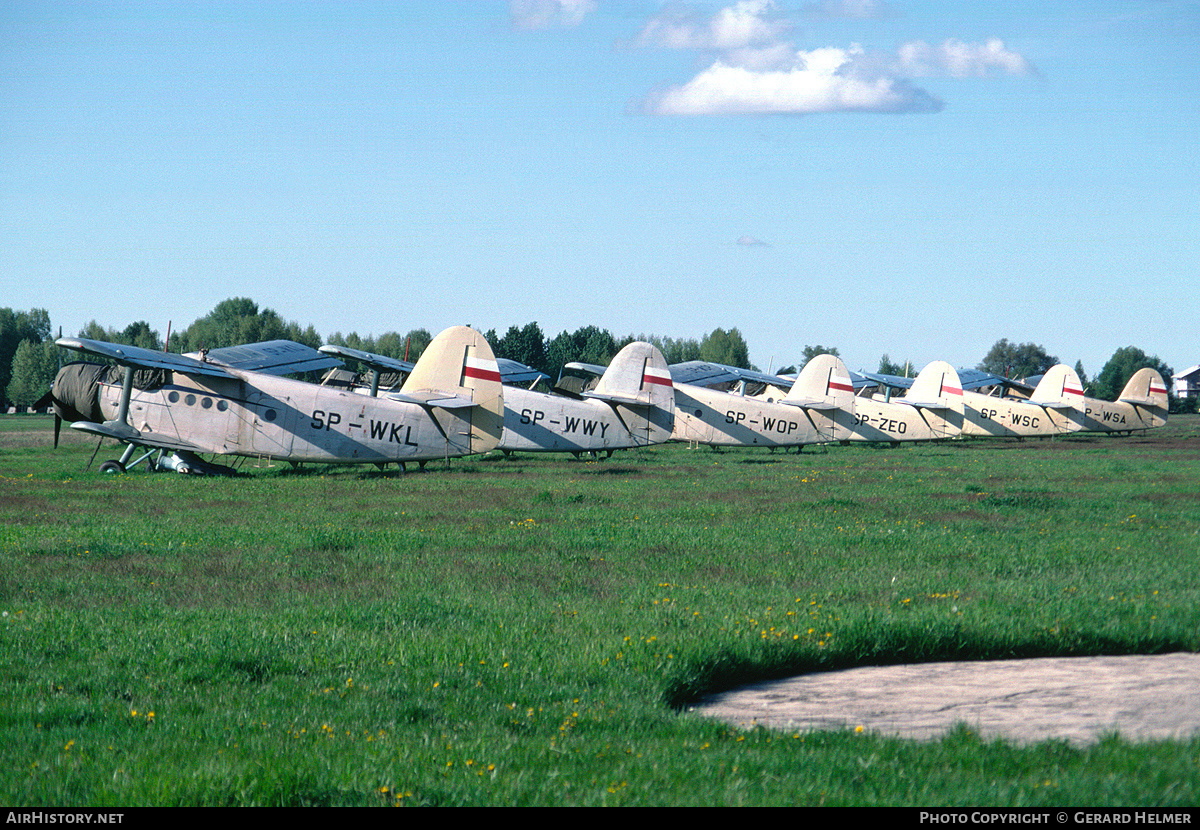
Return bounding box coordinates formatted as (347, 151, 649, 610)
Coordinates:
(33, 388, 62, 448)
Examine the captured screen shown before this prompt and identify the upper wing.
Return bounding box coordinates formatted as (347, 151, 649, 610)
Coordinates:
(958, 368, 1032, 394)
(857, 368, 1013, 394)
(56, 337, 233, 378)
(319, 344, 484, 408)
(497, 358, 551, 387)
(318, 343, 415, 376)
(203, 340, 342, 375)
(562, 360, 607, 379)
(669, 361, 794, 390)
(57, 337, 343, 379)
(855, 370, 915, 391)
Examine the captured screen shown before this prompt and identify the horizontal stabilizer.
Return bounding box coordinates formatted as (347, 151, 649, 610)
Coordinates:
(896, 399, 953, 409)
(780, 398, 839, 410)
(583, 390, 650, 407)
(384, 390, 477, 409)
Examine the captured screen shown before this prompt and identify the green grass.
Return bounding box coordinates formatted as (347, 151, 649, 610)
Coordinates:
(2, 415, 1199, 805)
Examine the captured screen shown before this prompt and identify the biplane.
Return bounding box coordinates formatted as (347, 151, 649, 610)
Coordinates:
(46, 326, 503, 474)
(324, 341, 675, 457)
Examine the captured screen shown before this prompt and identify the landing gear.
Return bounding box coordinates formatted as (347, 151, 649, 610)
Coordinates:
(98, 460, 126, 474)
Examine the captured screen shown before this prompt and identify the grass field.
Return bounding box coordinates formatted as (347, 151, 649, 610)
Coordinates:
(2, 414, 1198, 806)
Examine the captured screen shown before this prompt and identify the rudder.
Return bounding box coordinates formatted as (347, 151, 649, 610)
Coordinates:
(590, 341, 675, 445)
(402, 326, 504, 454)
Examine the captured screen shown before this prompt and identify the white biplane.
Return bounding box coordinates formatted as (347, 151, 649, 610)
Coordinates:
(321, 340, 676, 457)
(668, 356, 964, 449)
(47, 326, 503, 474)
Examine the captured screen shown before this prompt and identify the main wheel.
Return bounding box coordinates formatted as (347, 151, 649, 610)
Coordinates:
(99, 460, 126, 474)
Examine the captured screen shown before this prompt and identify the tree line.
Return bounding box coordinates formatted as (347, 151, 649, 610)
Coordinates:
(0, 299, 1184, 411)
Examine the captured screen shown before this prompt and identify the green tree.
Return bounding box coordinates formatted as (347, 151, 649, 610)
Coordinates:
(493, 322, 548, 374)
(171, 298, 311, 352)
(796, 344, 839, 371)
(977, 339, 1059, 379)
(699, 328, 751, 368)
(1092, 346, 1174, 403)
(877, 354, 910, 376)
(1074, 360, 1090, 391)
(120, 321, 161, 350)
(1, 308, 53, 409)
(638, 334, 700, 365)
(6, 340, 59, 408)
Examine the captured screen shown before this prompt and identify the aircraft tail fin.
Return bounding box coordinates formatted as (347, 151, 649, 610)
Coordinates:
(902, 360, 964, 437)
(785, 354, 855, 409)
(401, 326, 504, 454)
(905, 361, 963, 406)
(784, 354, 854, 441)
(586, 341, 674, 445)
(1030, 364, 1086, 408)
(1119, 368, 1169, 410)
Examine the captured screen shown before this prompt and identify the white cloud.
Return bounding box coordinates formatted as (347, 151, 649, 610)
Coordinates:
(633, 2, 1033, 115)
(897, 38, 1033, 77)
(737, 235, 770, 246)
(511, 0, 597, 30)
(645, 47, 943, 115)
(638, 0, 789, 50)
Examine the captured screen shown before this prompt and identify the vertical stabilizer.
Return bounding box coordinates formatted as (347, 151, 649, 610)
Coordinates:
(1032, 364, 1086, 407)
(402, 326, 504, 454)
(1119, 368, 1169, 429)
(589, 341, 675, 445)
(903, 360, 964, 438)
(786, 354, 855, 441)
(1119, 368, 1169, 408)
(1029, 364, 1087, 432)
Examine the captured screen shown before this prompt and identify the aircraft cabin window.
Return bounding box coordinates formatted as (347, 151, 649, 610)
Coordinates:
(201, 398, 212, 409)
(168, 391, 179, 403)
(185, 394, 196, 406)
(216, 400, 229, 412)
(263, 409, 277, 422)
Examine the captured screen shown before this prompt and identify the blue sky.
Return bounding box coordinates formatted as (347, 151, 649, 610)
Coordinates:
(3, 1, 1197, 376)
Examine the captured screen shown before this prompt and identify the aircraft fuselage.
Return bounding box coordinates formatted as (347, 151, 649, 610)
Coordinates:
(95, 370, 481, 463)
(1080, 399, 1164, 433)
(500, 386, 661, 453)
(960, 392, 1082, 438)
(671, 383, 831, 447)
(844, 396, 961, 442)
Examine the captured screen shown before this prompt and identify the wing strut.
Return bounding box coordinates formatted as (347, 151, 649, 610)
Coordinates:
(107, 368, 140, 441)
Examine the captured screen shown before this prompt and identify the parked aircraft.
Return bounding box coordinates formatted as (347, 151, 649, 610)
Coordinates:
(1077, 368, 1169, 434)
(668, 357, 854, 448)
(324, 340, 675, 457)
(46, 326, 504, 474)
(959, 363, 1086, 438)
(830, 357, 965, 443)
(669, 356, 852, 449)
(664, 355, 965, 449)
(863, 362, 1167, 438)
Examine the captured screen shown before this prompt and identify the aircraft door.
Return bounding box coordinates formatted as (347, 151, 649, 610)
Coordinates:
(247, 391, 296, 458)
